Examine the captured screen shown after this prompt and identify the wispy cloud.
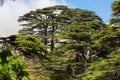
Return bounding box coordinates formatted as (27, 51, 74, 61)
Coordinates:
(0, 0, 66, 37)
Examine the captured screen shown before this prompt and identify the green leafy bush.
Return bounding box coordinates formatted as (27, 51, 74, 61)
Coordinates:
(0, 46, 29, 80)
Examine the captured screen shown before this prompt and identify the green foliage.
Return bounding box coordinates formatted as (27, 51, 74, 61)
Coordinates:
(111, 0, 120, 16)
(50, 73, 72, 80)
(81, 58, 109, 80)
(91, 26, 120, 57)
(60, 20, 105, 61)
(61, 8, 103, 23)
(95, 49, 120, 80)
(8, 2, 119, 80)
(110, 17, 120, 25)
(18, 5, 71, 50)
(110, 0, 120, 26)
(0, 46, 29, 80)
(18, 5, 104, 51)
(10, 35, 48, 59)
(81, 48, 120, 80)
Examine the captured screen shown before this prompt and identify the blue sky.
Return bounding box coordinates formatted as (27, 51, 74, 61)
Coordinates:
(65, 0, 114, 23)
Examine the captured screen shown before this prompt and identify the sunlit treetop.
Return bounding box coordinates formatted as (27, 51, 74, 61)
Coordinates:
(110, 0, 120, 26)
(111, 0, 120, 16)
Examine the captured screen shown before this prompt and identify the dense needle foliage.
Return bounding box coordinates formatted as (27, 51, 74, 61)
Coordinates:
(0, 0, 120, 80)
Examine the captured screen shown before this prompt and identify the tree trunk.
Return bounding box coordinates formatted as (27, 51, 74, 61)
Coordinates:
(44, 25, 48, 45)
(51, 22, 55, 51)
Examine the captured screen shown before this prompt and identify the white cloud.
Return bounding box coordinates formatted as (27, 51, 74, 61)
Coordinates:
(0, 0, 66, 37)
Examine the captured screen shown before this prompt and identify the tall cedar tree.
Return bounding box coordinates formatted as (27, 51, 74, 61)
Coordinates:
(18, 5, 69, 51)
(60, 8, 105, 61)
